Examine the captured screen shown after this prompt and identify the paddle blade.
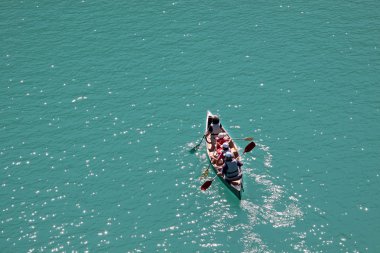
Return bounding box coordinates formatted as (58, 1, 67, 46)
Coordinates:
(190, 144, 200, 153)
(243, 141, 256, 154)
(200, 180, 213, 191)
(190, 135, 205, 152)
(199, 168, 209, 179)
(244, 137, 253, 141)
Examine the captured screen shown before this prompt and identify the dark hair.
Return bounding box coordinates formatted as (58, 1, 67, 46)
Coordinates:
(212, 116, 220, 124)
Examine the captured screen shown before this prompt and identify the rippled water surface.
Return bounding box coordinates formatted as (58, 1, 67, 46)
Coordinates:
(1, 1, 379, 252)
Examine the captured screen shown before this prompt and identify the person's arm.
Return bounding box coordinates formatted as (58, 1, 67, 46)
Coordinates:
(217, 152, 223, 161)
(205, 125, 213, 136)
(222, 164, 228, 175)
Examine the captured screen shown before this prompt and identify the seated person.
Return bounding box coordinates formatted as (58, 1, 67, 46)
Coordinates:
(212, 142, 230, 167)
(218, 151, 243, 182)
(205, 115, 222, 152)
(215, 132, 230, 152)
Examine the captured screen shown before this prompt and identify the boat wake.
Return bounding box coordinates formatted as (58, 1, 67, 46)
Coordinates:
(238, 142, 309, 253)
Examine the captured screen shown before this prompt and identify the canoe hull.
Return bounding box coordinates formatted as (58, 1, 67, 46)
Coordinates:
(205, 111, 243, 200)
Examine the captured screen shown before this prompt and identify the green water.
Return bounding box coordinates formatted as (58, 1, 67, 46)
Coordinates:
(1, 1, 379, 252)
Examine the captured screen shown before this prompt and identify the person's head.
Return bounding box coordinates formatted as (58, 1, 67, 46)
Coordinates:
(212, 115, 220, 124)
(225, 151, 233, 161)
(218, 132, 229, 141)
(222, 142, 229, 151)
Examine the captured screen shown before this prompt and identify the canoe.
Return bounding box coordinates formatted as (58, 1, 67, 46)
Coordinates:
(205, 111, 243, 200)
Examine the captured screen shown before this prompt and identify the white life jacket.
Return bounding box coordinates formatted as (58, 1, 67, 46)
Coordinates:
(225, 160, 240, 179)
(211, 123, 222, 136)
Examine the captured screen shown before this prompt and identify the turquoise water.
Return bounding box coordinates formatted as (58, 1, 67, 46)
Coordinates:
(1, 1, 380, 252)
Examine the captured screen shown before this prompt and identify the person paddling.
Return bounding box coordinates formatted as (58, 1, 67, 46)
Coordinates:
(218, 151, 243, 182)
(205, 115, 223, 152)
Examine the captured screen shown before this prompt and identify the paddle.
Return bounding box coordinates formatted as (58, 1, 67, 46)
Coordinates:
(200, 141, 256, 191)
(199, 163, 211, 179)
(191, 135, 205, 151)
(234, 137, 254, 141)
(201, 175, 218, 191)
(243, 141, 256, 154)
